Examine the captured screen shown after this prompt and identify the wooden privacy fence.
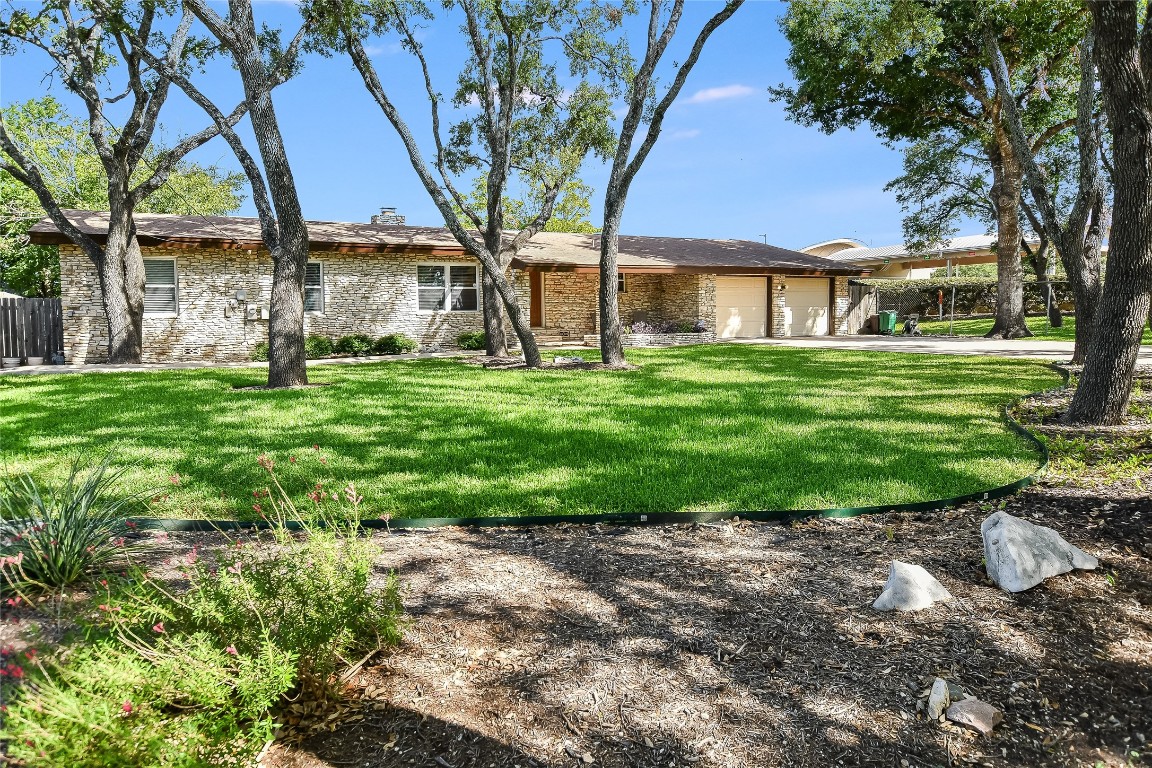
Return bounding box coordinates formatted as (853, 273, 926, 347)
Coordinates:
(0, 297, 64, 360)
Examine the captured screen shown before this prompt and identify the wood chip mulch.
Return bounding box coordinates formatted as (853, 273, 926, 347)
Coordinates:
(251, 465, 1150, 768)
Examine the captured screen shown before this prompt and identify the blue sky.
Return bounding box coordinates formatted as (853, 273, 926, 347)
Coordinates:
(0, 1, 943, 251)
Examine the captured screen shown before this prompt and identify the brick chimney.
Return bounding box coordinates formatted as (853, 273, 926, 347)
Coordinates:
(371, 207, 405, 226)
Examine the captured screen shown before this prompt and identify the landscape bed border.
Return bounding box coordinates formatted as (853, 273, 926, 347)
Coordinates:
(128, 367, 1070, 533)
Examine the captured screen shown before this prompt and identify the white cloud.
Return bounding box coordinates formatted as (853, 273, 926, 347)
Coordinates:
(363, 42, 403, 57)
(684, 84, 756, 105)
(669, 129, 701, 140)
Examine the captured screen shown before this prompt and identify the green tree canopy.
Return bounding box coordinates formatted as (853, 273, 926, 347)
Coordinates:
(0, 97, 246, 297)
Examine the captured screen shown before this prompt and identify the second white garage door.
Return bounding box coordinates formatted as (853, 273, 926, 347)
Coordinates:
(715, 277, 767, 338)
(783, 278, 830, 336)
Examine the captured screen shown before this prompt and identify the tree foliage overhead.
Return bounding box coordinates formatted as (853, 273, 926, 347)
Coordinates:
(0, 97, 245, 297)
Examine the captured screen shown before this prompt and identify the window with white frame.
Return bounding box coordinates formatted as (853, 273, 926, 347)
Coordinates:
(417, 264, 478, 312)
(304, 262, 323, 312)
(618, 273, 627, 293)
(143, 258, 177, 313)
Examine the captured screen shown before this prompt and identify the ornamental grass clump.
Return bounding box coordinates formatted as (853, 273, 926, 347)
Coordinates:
(0, 459, 139, 594)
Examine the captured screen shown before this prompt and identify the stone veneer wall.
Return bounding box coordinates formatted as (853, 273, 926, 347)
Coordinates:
(539, 272, 713, 336)
(832, 276, 852, 335)
(59, 245, 528, 364)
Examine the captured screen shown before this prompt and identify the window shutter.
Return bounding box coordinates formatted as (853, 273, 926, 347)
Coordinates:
(143, 259, 177, 313)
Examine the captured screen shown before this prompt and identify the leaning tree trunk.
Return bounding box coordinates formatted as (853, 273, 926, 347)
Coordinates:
(100, 201, 146, 363)
(1066, 1, 1152, 425)
(598, 192, 627, 367)
(485, 261, 541, 367)
(986, 135, 1031, 339)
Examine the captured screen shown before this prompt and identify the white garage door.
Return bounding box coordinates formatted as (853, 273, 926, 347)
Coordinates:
(715, 277, 767, 338)
(783, 277, 830, 336)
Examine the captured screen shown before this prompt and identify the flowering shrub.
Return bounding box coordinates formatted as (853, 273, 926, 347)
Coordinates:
(0, 637, 292, 767)
(372, 333, 418, 355)
(334, 334, 374, 356)
(0, 460, 403, 767)
(0, 458, 138, 593)
(304, 335, 333, 359)
(456, 330, 487, 350)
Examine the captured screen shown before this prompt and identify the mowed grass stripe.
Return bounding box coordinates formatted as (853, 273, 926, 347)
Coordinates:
(0, 346, 1060, 519)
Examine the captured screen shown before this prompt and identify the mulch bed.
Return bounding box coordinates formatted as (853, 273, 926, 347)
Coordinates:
(257, 459, 1149, 767)
(4, 401, 1149, 767)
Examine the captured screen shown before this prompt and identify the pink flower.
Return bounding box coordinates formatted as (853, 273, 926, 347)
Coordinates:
(169, 474, 181, 485)
(152, 622, 165, 634)
(225, 645, 238, 656)
(100, 580, 108, 587)
(24, 649, 36, 660)
(125, 521, 136, 529)
(226, 564, 241, 575)
(319, 456, 328, 465)
(289, 456, 297, 464)
(121, 700, 133, 714)
(5, 597, 21, 607)
(257, 454, 274, 472)
(252, 504, 262, 513)
(98, 604, 109, 612)
(313, 444, 319, 451)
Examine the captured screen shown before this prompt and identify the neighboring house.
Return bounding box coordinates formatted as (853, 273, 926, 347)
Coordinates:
(801, 234, 1043, 279)
(30, 211, 870, 364)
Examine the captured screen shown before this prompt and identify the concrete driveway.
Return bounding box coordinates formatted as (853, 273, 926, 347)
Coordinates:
(728, 334, 1152, 364)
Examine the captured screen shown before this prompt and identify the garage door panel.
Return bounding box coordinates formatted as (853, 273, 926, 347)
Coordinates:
(716, 277, 767, 338)
(783, 278, 830, 337)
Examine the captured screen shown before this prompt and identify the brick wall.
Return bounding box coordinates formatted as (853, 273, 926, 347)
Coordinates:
(59, 245, 519, 363)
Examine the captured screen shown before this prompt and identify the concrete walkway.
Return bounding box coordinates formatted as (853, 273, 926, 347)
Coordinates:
(727, 334, 1152, 363)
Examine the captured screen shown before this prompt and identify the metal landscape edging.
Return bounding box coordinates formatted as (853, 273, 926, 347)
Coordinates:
(131, 367, 1069, 534)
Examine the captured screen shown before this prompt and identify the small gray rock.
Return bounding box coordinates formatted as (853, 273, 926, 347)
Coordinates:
(872, 560, 953, 612)
(946, 698, 1003, 735)
(927, 678, 950, 720)
(553, 355, 585, 364)
(982, 512, 1098, 592)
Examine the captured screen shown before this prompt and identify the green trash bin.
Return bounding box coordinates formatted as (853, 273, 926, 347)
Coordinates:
(878, 310, 898, 335)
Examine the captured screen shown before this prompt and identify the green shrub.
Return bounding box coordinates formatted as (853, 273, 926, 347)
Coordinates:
(334, 334, 374, 356)
(303, 335, 333, 359)
(372, 333, 418, 355)
(250, 342, 269, 362)
(1, 636, 291, 768)
(456, 330, 487, 350)
(674, 320, 696, 333)
(1, 470, 403, 767)
(0, 459, 138, 593)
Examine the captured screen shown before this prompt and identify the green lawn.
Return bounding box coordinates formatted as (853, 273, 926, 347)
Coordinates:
(0, 346, 1060, 519)
(918, 315, 1152, 343)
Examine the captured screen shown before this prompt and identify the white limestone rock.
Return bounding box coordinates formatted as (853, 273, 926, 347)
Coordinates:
(946, 698, 1003, 735)
(927, 677, 951, 720)
(872, 561, 953, 612)
(981, 512, 1098, 593)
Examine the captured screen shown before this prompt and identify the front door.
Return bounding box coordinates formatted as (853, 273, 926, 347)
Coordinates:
(529, 271, 544, 327)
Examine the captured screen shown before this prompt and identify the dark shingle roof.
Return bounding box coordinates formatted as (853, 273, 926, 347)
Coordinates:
(30, 210, 868, 275)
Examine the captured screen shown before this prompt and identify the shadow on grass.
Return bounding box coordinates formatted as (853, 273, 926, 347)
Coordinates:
(0, 346, 1061, 520)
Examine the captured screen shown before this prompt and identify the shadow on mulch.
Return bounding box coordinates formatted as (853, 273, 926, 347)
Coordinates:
(259, 478, 1150, 768)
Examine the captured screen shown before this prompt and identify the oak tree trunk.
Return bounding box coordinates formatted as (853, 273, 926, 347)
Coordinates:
(481, 269, 509, 357)
(599, 194, 627, 366)
(101, 199, 146, 363)
(986, 134, 1031, 339)
(1067, 1, 1152, 424)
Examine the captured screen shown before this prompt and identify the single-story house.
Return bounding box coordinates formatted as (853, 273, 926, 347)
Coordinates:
(800, 234, 1044, 279)
(31, 211, 871, 364)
